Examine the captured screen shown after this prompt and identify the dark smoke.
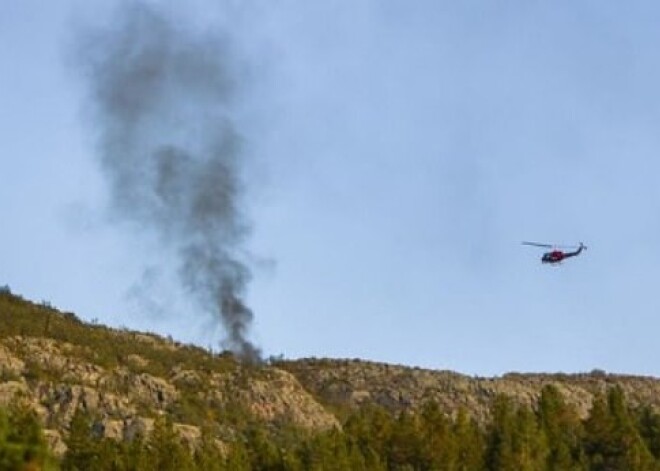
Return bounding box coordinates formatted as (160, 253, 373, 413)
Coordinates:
(77, 3, 261, 362)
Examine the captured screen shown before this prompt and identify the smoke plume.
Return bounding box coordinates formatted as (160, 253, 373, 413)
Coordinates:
(78, 3, 261, 361)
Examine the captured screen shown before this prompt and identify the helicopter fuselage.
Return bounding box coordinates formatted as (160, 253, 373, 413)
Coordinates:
(541, 244, 584, 264)
(541, 250, 565, 264)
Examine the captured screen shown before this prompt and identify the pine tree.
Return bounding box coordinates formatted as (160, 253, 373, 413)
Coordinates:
(224, 439, 251, 471)
(146, 416, 195, 471)
(512, 406, 549, 471)
(0, 408, 25, 471)
(124, 435, 150, 471)
(194, 427, 227, 471)
(486, 395, 518, 471)
(387, 411, 422, 470)
(245, 427, 284, 470)
(537, 385, 585, 470)
(344, 404, 393, 466)
(3, 402, 53, 471)
(637, 406, 660, 461)
(583, 387, 656, 471)
(62, 408, 100, 471)
(606, 387, 656, 471)
(453, 408, 485, 471)
(418, 400, 457, 470)
(299, 428, 354, 471)
(486, 395, 548, 471)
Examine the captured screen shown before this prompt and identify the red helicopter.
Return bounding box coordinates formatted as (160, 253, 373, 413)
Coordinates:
(522, 241, 587, 264)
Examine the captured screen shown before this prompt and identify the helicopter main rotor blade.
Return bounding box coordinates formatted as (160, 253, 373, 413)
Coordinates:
(522, 241, 554, 248)
(522, 241, 585, 250)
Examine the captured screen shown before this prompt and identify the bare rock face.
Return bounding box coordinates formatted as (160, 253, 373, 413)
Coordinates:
(129, 372, 180, 407)
(126, 354, 150, 369)
(101, 419, 125, 441)
(174, 424, 202, 451)
(35, 383, 136, 425)
(0, 329, 341, 454)
(240, 369, 339, 430)
(170, 368, 202, 388)
(279, 359, 660, 423)
(123, 417, 155, 441)
(0, 381, 28, 404)
(43, 429, 67, 457)
(0, 344, 25, 377)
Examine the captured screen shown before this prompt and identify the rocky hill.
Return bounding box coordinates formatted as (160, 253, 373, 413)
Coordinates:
(1, 288, 660, 458)
(277, 358, 660, 423)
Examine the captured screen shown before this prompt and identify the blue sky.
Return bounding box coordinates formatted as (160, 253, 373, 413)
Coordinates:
(2, 1, 660, 376)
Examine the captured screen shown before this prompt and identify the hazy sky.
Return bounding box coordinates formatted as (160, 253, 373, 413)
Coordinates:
(3, 1, 660, 376)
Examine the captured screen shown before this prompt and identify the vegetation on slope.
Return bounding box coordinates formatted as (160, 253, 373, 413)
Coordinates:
(0, 287, 237, 377)
(4, 383, 660, 470)
(0, 401, 55, 471)
(3, 288, 660, 469)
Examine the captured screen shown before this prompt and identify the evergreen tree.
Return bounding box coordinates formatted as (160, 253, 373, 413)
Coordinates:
(606, 387, 656, 471)
(583, 387, 656, 471)
(388, 411, 422, 470)
(637, 406, 660, 461)
(245, 427, 284, 471)
(344, 404, 392, 467)
(486, 395, 518, 471)
(62, 408, 100, 471)
(345, 437, 369, 471)
(486, 395, 548, 471)
(418, 400, 458, 470)
(583, 393, 611, 470)
(124, 435, 150, 471)
(145, 416, 195, 471)
(300, 428, 354, 471)
(1, 403, 54, 471)
(453, 408, 485, 471)
(537, 385, 585, 470)
(0, 408, 30, 471)
(194, 427, 227, 471)
(513, 406, 549, 471)
(224, 439, 252, 471)
(82, 438, 141, 471)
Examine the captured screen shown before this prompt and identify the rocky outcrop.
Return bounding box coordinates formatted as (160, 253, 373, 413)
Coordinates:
(0, 333, 340, 455)
(238, 369, 339, 430)
(0, 344, 25, 377)
(280, 359, 660, 423)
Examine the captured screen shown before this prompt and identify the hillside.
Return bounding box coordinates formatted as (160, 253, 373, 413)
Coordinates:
(1, 288, 660, 469)
(0, 289, 338, 456)
(278, 358, 660, 422)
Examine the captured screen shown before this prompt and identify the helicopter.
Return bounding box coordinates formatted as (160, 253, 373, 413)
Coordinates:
(522, 241, 587, 264)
